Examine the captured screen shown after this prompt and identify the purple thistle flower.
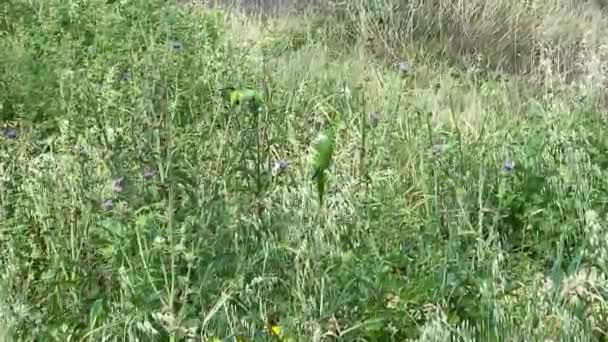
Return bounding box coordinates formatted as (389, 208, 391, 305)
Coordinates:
(102, 199, 114, 211)
(4, 127, 19, 140)
(368, 112, 381, 127)
(120, 72, 130, 82)
(112, 177, 126, 193)
(168, 39, 184, 51)
(272, 159, 289, 176)
(397, 61, 414, 75)
(143, 166, 156, 180)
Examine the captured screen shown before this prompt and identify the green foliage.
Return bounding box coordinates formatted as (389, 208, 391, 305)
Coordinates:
(1, 1, 608, 342)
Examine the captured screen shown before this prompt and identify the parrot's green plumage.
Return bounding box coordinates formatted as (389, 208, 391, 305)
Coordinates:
(311, 129, 334, 180)
(310, 128, 335, 205)
(221, 86, 263, 112)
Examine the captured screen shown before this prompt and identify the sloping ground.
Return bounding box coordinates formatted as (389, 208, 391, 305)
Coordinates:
(1, 1, 608, 341)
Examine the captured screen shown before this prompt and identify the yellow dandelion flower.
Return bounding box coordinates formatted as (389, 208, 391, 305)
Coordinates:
(270, 324, 282, 337)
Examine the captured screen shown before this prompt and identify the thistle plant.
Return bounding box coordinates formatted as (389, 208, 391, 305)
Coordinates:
(222, 86, 266, 217)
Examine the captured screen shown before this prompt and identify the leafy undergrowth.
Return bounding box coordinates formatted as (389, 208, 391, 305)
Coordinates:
(1, 1, 608, 341)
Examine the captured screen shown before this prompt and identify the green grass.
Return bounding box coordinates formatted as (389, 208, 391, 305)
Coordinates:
(2, 0, 608, 341)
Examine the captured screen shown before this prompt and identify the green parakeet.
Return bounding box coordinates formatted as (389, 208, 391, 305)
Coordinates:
(311, 129, 335, 180)
(221, 86, 263, 112)
(310, 128, 335, 205)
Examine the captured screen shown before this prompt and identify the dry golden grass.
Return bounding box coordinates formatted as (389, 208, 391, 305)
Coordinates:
(310, 0, 608, 112)
(202, 0, 608, 112)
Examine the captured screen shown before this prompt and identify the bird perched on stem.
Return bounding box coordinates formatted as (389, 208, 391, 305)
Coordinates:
(310, 127, 335, 205)
(221, 86, 263, 112)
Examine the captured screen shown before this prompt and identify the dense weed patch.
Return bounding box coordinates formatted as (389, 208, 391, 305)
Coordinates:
(1, 0, 608, 341)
